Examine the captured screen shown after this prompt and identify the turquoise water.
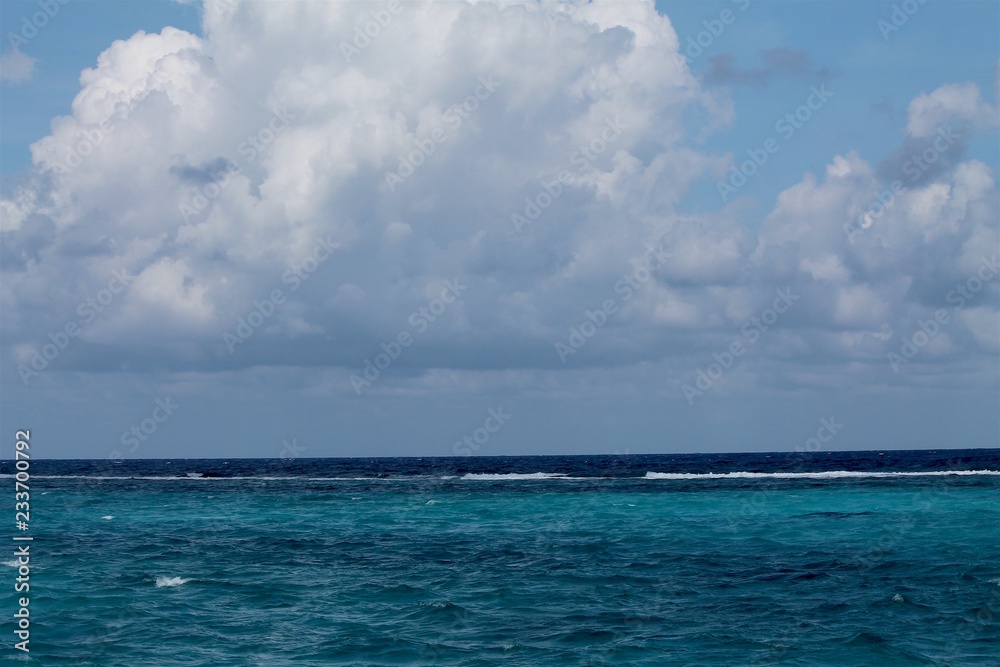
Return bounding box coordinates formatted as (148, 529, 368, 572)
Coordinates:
(3, 453, 999, 665)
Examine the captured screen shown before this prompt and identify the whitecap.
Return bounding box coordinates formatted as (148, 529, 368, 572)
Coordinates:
(643, 470, 1000, 480)
(155, 576, 191, 588)
(101, 516, 114, 520)
(892, 594, 904, 602)
(3, 560, 19, 567)
(461, 472, 583, 480)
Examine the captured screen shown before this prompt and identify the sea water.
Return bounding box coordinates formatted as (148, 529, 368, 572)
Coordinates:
(1, 449, 998, 665)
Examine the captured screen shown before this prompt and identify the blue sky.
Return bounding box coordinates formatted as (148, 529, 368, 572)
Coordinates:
(1, 0, 997, 459)
(1, 1, 202, 173)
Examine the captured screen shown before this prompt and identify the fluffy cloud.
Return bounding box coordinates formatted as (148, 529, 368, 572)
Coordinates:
(906, 81, 998, 138)
(0, 50, 36, 84)
(1, 0, 996, 401)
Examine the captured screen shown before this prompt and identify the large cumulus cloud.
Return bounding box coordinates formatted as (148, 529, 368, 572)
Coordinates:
(1, 0, 996, 402)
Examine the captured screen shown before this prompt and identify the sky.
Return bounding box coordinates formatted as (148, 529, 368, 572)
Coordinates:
(0, 0, 997, 459)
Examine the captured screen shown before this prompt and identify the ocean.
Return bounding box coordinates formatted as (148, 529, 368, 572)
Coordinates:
(2, 449, 999, 666)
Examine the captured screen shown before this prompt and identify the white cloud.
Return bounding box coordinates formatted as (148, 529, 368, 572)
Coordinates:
(906, 82, 999, 138)
(0, 50, 36, 84)
(0, 0, 996, 400)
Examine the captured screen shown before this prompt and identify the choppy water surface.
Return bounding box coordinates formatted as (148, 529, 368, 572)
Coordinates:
(2, 450, 998, 665)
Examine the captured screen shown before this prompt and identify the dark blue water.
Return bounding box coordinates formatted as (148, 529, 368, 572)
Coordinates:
(2, 449, 998, 665)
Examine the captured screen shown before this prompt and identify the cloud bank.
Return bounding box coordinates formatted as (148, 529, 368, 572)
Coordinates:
(2, 0, 997, 408)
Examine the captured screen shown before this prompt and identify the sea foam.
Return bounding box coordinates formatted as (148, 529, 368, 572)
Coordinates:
(155, 576, 191, 588)
(643, 470, 1000, 480)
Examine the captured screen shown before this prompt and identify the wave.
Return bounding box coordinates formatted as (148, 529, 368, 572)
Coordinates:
(460, 472, 584, 480)
(643, 470, 1000, 480)
(0, 475, 384, 481)
(155, 576, 191, 588)
(8, 473, 582, 481)
(4, 469, 998, 482)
